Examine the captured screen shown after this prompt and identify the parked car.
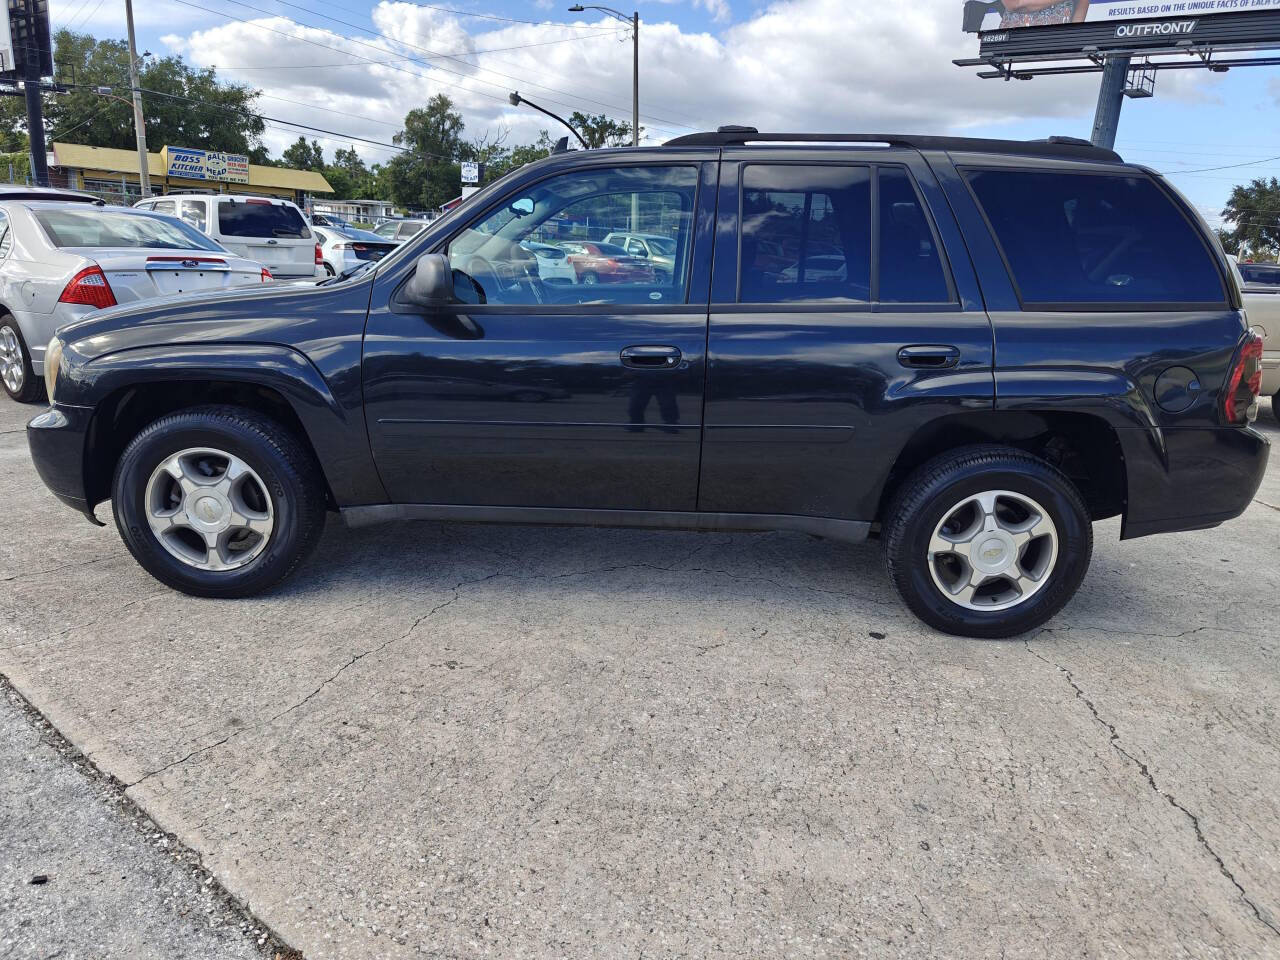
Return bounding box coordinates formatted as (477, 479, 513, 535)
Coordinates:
(602, 232, 677, 282)
(313, 225, 398, 277)
(373, 219, 432, 243)
(1229, 256, 1280, 421)
(0, 202, 269, 402)
(28, 130, 1269, 638)
(134, 194, 322, 280)
(0, 185, 105, 204)
(558, 241, 654, 285)
(310, 212, 352, 230)
(519, 240, 577, 285)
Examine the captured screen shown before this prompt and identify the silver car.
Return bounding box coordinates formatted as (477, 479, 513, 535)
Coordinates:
(0, 202, 269, 402)
(313, 225, 397, 278)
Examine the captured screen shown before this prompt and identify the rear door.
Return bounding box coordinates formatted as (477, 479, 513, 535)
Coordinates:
(214, 199, 314, 277)
(363, 157, 718, 511)
(949, 157, 1249, 534)
(699, 149, 994, 524)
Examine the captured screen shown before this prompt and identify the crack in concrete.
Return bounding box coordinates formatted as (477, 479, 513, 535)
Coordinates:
(124, 571, 505, 789)
(0, 554, 117, 583)
(1025, 633, 1280, 939)
(1254, 498, 1280, 514)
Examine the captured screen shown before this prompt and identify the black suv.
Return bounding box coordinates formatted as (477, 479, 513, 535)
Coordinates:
(26, 130, 1270, 638)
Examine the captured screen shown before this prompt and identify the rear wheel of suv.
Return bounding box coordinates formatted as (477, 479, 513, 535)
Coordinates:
(112, 406, 326, 597)
(0, 315, 44, 403)
(1273, 390, 1280, 423)
(883, 445, 1092, 639)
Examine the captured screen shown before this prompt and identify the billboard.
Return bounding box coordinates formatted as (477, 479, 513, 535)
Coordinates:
(964, 0, 1280, 55)
(162, 146, 250, 184)
(966, 0, 1280, 31)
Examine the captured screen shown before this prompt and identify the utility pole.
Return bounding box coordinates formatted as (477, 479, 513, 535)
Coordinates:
(21, 0, 47, 186)
(631, 11, 639, 147)
(1090, 54, 1131, 151)
(125, 0, 151, 197)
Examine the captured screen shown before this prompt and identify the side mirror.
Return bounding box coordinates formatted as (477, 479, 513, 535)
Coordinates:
(509, 197, 534, 217)
(402, 253, 454, 307)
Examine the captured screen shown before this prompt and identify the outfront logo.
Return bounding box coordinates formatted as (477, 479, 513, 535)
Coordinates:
(1115, 19, 1197, 37)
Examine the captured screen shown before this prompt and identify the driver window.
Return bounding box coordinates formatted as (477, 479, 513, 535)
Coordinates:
(446, 165, 698, 307)
(740, 164, 871, 304)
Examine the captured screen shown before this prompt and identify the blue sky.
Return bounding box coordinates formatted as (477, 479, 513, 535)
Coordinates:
(47, 0, 1280, 228)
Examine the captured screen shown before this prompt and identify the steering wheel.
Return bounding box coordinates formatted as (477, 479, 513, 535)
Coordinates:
(461, 250, 547, 305)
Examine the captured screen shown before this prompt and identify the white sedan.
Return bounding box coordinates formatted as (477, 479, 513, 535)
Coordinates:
(314, 225, 398, 278)
(0, 202, 270, 402)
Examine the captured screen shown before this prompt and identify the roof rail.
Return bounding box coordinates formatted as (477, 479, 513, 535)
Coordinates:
(663, 127, 1122, 162)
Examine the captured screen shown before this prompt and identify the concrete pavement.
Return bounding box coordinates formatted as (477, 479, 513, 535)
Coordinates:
(1, 395, 1278, 959)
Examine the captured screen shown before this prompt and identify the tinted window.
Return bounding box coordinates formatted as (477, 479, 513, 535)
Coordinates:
(878, 167, 950, 303)
(967, 170, 1225, 306)
(741, 165, 871, 303)
(446, 165, 697, 306)
(35, 209, 223, 251)
(217, 200, 310, 239)
(1239, 263, 1280, 286)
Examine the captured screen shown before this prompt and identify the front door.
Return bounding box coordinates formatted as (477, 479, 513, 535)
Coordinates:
(363, 160, 717, 511)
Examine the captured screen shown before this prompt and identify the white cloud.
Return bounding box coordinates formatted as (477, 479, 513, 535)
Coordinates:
(174, 0, 1154, 166)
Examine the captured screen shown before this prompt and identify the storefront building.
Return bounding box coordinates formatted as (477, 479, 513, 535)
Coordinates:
(49, 142, 333, 205)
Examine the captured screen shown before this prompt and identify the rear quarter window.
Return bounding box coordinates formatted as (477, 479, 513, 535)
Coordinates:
(965, 169, 1226, 307)
(217, 201, 311, 239)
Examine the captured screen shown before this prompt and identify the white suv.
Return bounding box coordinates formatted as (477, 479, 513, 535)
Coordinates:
(135, 194, 322, 280)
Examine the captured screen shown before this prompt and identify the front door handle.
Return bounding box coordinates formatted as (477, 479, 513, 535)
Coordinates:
(621, 345, 682, 369)
(897, 344, 961, 369)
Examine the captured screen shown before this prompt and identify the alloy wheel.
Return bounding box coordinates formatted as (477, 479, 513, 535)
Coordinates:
(927, 489, 1059, 612)
(0, 325, 24, 394)
(144, 447, 275, 571)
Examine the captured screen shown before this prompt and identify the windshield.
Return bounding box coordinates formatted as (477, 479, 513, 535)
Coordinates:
(217, 200, 310, 239)
(647, 237, 676, 255)
(1239, 263, 1280, 286)
(34, 208, 224, 251)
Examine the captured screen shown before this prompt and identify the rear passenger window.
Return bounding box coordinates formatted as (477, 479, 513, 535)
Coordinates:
(179, 199, 207, 232)
(878, 167, 950, 303)
(966, 170, 1226, 307)
(741, 165, 871, 303)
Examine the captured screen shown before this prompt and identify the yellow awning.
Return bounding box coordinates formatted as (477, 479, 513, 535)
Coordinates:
(50, 142, 334, 194)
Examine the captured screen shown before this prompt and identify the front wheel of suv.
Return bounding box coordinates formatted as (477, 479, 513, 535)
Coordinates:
(883, 445, 1093, 639)
(112, 406, 327, 597)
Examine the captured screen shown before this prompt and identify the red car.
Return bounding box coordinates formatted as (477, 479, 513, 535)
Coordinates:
(559, 241, 655, 285)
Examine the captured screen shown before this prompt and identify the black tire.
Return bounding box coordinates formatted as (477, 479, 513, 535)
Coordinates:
(111, 405, 327, 598)
(882, 445, 1093, 639)
(1273, 391, 1280, 424)
(323, 262, 336, 276)
(0, 315, 45, 403)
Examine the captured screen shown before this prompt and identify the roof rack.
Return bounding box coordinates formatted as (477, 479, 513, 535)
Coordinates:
(663, 127, 1122, 163)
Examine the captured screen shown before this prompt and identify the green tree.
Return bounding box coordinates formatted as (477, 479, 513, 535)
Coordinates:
(321, 146, 375, 199)
(41, 30, 266, 157)
(1220, 178, 1280, 258)
(282, 137, 325, 171)
(567, 112, 639, 149)
(382, 94, 464, 210)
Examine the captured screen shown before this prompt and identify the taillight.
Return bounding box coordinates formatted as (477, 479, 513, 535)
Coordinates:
(352, 244, 366, 252)
(260, 268, 272, 282)
(58, 266, 116, 309)
(1223, 333, 1264, 424)
(315, 243, 323, 264)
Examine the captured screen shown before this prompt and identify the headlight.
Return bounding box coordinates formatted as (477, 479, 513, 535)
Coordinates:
(44, 337, 63, 402)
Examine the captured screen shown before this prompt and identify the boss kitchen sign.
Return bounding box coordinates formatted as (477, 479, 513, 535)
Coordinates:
(163, 146, 250, 184)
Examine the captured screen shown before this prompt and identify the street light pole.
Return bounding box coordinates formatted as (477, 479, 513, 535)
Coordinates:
(125, 0, 151, 197)
(568, 5, 639, 145)
(508, 91, 588, 149)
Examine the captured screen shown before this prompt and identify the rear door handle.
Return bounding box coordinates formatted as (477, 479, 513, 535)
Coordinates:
(897, 345, 961, 369)
(621, 345, 682, 369)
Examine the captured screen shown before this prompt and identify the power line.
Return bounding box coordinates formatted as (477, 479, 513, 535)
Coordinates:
(186, 0, 691, 133)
